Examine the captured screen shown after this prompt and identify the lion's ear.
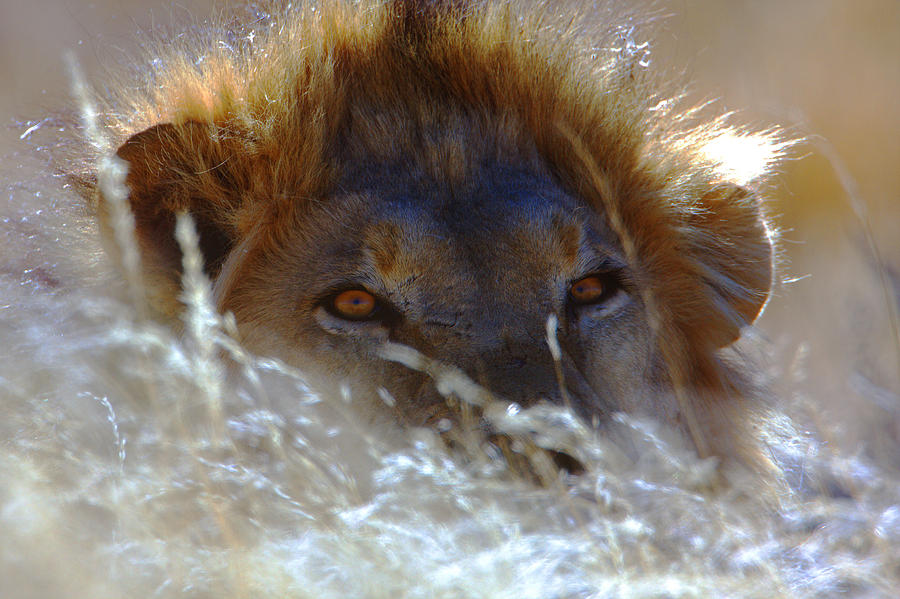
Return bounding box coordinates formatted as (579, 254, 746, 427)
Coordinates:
(692, 182, 774, 347)
(109, 122, 239, 313)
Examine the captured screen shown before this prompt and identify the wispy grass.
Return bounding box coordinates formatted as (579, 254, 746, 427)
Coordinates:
(67, 52, 148, 319)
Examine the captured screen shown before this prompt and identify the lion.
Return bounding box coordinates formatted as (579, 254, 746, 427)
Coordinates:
(79, 0, 785, 471)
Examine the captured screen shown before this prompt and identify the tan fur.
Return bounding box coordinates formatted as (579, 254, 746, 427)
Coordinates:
(81, 0, 786, 468)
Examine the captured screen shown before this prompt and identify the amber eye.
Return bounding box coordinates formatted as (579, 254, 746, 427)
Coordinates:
(331, 289, 378, 320)
(569, 275, 607, 304)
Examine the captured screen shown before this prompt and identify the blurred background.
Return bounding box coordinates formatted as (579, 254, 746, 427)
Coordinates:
(1, 0, 898, 454)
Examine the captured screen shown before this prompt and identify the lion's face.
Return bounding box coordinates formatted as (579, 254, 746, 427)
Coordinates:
(220, 160, 664, 426)
(97, 0, 779, 461)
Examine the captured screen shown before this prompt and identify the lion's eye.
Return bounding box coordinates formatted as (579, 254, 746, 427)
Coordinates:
(569, 275, 608, 304)
(330, 289, 378, 320)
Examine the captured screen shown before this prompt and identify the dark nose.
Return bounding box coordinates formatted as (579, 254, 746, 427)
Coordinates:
(471, 339, 561, 407)
(392, 305, 609, 420)
(475, 345, 609, 421)
(427, 316, 608, 419)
